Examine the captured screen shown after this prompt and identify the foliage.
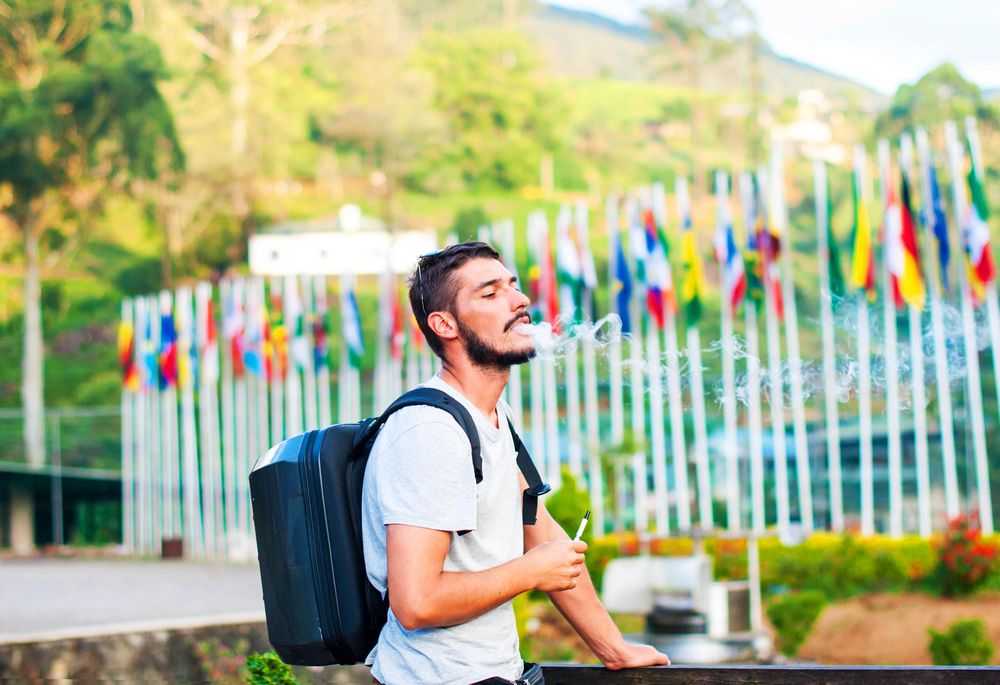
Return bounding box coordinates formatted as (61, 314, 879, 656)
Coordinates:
(928, 619, 995, 666)
(244, 651, 299, 685)
(874, 63, 999, 140)
(765, 591, 827, 657)
(931, 513, 999, 597)
(410, 28, 566, 191)
(194, 637, 248, 685)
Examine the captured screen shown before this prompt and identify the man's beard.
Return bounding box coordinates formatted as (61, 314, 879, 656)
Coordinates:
(455, 316, 536, 370)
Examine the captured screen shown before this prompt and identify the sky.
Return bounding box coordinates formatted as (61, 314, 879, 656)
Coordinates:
(547, 0, 1000, 95)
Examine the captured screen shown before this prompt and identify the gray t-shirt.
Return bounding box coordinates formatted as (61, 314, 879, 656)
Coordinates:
(361, 375, 525, 685)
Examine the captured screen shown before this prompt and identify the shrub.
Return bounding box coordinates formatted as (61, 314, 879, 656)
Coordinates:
(765, 591, 827, 657)
(932, 513, 999, 597)
(245, 651, 298, 685)
(928, 619, 995, 665)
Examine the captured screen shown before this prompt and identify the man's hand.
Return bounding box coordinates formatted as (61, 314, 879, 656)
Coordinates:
(522, 539, 587, 592)
(602, 642, 671, 670)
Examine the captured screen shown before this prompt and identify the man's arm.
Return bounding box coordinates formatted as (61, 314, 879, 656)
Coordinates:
(386, 523, 586, 631)
(522, 488, 671, 670)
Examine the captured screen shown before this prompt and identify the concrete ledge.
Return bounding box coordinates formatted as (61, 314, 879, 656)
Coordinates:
(540, 664, 1000, 684)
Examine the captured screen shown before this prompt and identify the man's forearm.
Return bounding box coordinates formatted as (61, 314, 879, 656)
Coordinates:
(392, 555, 535, 630)
(548, 564, 630, 666)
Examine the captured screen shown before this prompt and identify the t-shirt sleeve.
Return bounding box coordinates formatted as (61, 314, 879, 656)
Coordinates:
(374, 414, 477, 533)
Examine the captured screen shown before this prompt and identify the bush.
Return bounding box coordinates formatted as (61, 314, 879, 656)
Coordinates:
(245, 651, 298, 685)
(932, 513, 999, 597)
(928, 619, 995, 665)
(765, 591, 827, 657)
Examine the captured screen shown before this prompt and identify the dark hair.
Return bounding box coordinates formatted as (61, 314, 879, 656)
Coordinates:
(408, 241, 501, 359)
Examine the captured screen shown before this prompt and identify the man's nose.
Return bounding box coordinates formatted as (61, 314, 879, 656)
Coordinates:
(511, 287, 530, 309)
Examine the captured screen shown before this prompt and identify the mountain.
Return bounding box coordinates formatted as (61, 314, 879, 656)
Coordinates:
(523, 4, 888, 110)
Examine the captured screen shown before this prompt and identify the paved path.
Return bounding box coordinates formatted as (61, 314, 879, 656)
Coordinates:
(0, 557, 265, 643)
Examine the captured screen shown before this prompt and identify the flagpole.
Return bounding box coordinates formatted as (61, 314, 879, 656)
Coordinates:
(916, 127, 960, 519)
(813, 160, 844, 532)
(498, 219, 525, 431)
(219, 280, 237, 558)
(133, 297, 149, 555)
(149, 295, 164, 552)
(757, 169, 790, 538)
(176, 286, 203, 557)
(900, 134, 932, 536)
(251, 277, 268, 559)
(576, 203, 605, 536)
(557, 205, 584, 480)
(853, 146, 876, 537)
(678, 177, 711, 531)
(120, 299, 136, 553)
(967, 116, 1000, 531)
(195, 282, 219, 557)
(715, 171, 741, 533)
(739, 171, 766, 535)
(298, 276, 319, 431)
(772, 145, 813, 534)
(623, 194, 649, 536)
(607, 194, 626, 533)
(946, 120, 993, 534)
(878, 139, 904, 538)
(232, 278, 251, 558)
(159, 290, 180, 541)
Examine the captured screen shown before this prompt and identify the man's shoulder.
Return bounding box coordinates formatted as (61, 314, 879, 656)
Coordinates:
(375, 405, 470, 451)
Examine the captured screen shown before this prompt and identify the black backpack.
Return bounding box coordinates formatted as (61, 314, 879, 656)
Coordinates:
(249, 387, 550, 666)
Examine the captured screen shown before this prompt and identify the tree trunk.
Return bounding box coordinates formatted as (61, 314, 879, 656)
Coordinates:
(22, 209, 46, 469)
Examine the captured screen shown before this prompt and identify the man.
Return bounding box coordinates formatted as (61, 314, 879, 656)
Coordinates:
(362, 242, 669, 684)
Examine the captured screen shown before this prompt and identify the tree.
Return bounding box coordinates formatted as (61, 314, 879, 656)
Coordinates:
(874, 62, 999, 140)
(411, 28, 566, 191)
(0, 0, 182, 467)
(646, 0, 755, 191)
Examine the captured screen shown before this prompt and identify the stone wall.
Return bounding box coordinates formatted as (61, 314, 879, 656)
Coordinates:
(0, 621, 371, 684)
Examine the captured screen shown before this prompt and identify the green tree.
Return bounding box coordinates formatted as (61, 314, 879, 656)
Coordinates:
(0, 0, 182, 470)
(412, 28, 566, 191)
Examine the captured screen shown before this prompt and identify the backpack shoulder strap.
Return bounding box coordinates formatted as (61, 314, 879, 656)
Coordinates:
(352, 387, 483, 484)
(505, 418, 551, 526)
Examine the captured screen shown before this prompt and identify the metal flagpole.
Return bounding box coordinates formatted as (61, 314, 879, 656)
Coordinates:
(946, 120, 993, 534)
(219, 279, 237, 558)
(120, 299, 136, 553)
(232, 278, 251, 558)
(813, 160, 844, 532)
(900, 134, 932, 537)
(853, 146, 876, 537)
(607, 194, 627, 533)
(176, 286, 204, 557)
(878, 139, 904, 537)
(298, 275, 319, 432)
(915, 127, 960, 519)
(772, 145, 813, 533)
(196, 281, 222, 558)
(133, 297, 149, 555)
(314, 276, 333, 428)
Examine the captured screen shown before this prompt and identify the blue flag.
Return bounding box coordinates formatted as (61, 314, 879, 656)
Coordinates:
(613, 236, 633, 334)
(925, 164, 951, 291)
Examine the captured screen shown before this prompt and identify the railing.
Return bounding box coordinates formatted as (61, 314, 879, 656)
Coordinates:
(0, 406, 120, 470)
(540, 664, 1000, 684)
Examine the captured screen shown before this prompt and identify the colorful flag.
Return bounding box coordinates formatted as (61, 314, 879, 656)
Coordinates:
(714, 181, 747, 313)
(851, 166, 876, 298)
(390, 282, 404, 363)
(269, 285, 288, 378)
(556, 205, 583, 322)
(643, 198, 677, 330)
(313, 292, 330, 370)
(141, 308, 158, 389)
(883, 176, 906, 308)
(678, 181, 706, 326)
(825, 172, 847, 298)
(964, 139, 996, 303)
(754, 173, 784, 317)
(202, 297, 219, 384)
(924, 163, 951, 291)
(222, 285, 246, 378)
(740, 172, 765, 305)
(286, 279, 310, 371)
(118, 320, 139, 391)
(576, 201, 599, 321)
(613, 231, 633, 335)
(897, 169, 926, 309)
(158, 296, 178, 389)
(341, 278, 365, 369)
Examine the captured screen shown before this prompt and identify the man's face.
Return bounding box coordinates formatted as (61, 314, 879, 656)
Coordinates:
(449, 257, 535, 370)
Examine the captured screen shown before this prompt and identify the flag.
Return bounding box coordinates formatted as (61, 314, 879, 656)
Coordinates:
(964, 139, 996, 303)
(754, 173, 784, 317)
(222, 285, 246, 378)
(269, 285, 288, 378)
(159, 297, 178, 389)
(556, 205, 583, 322)
(643, 199, 677, 330)
(851, 167, 876, 298)
(714, 181, 747, 313)
(613, 232, 633, 335)
(390, 282, 404, 362)
(313, 292, 330, 370)
(897, 169, 926, 309)
(678, 182, 706, 326)
(287, 279, 310, 371)
(242, 293, 265, 378)
(341, 278, 365, 369)
(177, 304, 196, 391)
(526, 217, 543, 324)
(540, 219, 560, 326)
(576, 201, 599, 321)
(925, 163, 951, 291)
(826, 172, 847, 298)
(740, 172, 765, 304)
(141, 309, 158, 389)
(883, 176, 906, 308)
(118, 320, 139, 391)
(202, 297, 219, 384)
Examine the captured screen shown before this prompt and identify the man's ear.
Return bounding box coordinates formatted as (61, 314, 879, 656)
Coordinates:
(427, 311, 458, 341)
